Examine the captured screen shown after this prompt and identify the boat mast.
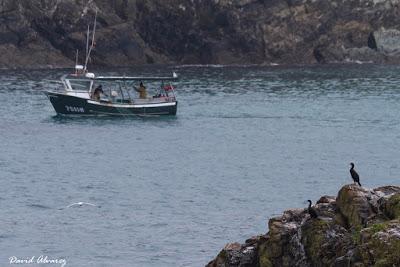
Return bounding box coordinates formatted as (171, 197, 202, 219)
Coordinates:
(84, 25, 89, 71)
(84, 9, 97, 72)
(74, 49, 79, 75)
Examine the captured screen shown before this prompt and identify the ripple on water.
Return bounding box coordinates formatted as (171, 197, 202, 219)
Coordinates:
(27, 204, 52, 210)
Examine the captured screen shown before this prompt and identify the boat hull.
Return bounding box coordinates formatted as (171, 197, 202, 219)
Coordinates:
(45, 91, 177, 116)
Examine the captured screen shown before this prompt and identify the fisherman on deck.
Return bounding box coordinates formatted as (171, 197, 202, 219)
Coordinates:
(135, 82, 147, 99)
(92, 85, 103, 101)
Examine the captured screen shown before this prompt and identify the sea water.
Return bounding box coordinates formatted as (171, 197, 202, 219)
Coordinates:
(0, 64, 400, 266)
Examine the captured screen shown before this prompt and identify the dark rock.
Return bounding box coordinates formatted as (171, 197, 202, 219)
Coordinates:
(313, 48, 326, 64)
(368, 32, 378, 51)
(301, 219, 354, 267)
(374, 186, 400, 196)
(382, 193, 400, 219)
(358, 220, 400, 266)
(317, 195, 336, 204)
(4, 0, 400, 68)
(207, 184, 400, 267)
(206, 241, 260, 267)
(336, 184, 379, 228)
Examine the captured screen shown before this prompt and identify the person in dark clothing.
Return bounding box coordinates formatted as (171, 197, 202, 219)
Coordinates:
(93, 85, 104, 101)
(135, 82, 147, 99)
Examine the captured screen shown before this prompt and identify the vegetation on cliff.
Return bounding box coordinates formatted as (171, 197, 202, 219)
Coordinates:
(2, 0, 400, 68)
(207, 184, 400, 267)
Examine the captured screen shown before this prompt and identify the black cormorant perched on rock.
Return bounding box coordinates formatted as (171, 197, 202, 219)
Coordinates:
(350, 162, 361, 186)
(307, 200, 318, 219)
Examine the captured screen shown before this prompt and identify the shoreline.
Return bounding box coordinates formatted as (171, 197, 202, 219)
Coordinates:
(0, 61, 394, 72)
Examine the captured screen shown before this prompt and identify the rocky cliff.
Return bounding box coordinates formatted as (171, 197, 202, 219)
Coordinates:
(207, 184, 400, 267)
(2, 0, 400, 68)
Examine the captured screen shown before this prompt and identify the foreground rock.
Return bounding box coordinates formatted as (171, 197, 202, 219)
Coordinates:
(3, 0, 400, 68)
(207, 184, 400, 267)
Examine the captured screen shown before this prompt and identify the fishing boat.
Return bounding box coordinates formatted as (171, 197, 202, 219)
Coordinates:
(45, 68, 178, 116)
(44, 12, 178, 116)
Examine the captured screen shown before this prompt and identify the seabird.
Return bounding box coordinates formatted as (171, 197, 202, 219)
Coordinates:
(307, 200, 318, 219)
(66, 202, 97, 208)
(349, 162, 362, 186)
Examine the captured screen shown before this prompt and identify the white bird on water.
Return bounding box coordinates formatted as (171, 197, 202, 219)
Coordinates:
(66, 202, 98, 208)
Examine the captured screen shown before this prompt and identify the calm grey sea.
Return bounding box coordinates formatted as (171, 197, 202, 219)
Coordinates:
(0, 64, 400, 266)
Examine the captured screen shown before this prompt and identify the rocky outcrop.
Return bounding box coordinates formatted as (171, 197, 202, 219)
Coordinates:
(3, 0, 400, 68)
(207, 184, 400, 267)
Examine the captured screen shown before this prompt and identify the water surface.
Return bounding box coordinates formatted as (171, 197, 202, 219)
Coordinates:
(0, 64, 400, 266)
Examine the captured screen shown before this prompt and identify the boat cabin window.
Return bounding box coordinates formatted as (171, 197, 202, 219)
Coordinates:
(66, 79, 92, 92)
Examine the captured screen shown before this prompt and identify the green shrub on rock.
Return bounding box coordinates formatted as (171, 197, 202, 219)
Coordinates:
(359, 220, 400, 267)
(383, 193, 400, 219)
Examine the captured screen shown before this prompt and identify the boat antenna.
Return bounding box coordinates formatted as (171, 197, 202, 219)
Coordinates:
(84, 9, 97, 72)
(75, 49, 79, 75)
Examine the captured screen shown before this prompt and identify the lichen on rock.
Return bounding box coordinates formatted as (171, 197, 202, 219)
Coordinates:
(382, 193, 400, 219)
(359, 220, 400, 266)
(336, 184, 380, 228)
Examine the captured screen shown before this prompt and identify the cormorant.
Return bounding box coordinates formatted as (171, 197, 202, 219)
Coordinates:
(350, 162, 362, 186)
(307, 200, 318, 219)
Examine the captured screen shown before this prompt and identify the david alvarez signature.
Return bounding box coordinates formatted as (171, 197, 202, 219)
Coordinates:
(9, 256, 66, 267)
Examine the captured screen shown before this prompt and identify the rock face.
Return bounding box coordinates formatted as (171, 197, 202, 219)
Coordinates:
(3, 0, 400, 68)
(207, 184, 400, 267)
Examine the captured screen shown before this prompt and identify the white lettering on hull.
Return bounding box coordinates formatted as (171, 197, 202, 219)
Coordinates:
(65, 106, 85, 113)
